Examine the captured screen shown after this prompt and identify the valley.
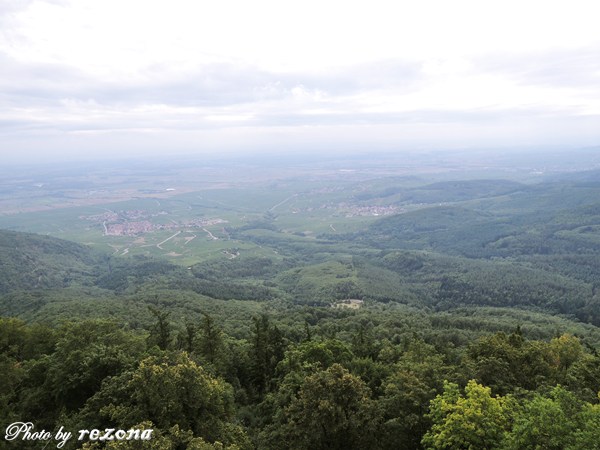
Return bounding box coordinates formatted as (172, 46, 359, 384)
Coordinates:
(2, 150, 600, 449)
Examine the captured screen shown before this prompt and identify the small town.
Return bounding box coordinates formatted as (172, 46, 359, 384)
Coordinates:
(81, 210, 227, 236)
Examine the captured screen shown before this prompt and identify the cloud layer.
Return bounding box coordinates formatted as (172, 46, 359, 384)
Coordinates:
(1, 0, 600, 161)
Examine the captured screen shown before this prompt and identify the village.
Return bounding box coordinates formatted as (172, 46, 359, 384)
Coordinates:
(80, 209, 227, 236)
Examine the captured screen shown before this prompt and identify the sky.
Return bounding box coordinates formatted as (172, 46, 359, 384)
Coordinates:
(1, 0, 600, 163)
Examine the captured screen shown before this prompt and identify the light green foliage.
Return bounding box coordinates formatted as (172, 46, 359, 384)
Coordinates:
(567, 398, 600, 450)
(422, 380, 513, 450)
(549, 333, 585, 370)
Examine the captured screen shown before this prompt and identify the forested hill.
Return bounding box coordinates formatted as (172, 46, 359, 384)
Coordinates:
(0, 229, 186, 322)
(354, 179, 526, 203)
(357, 180, 600, 259)
(0, 230, 104, 293)
(314, 176, 600, 327)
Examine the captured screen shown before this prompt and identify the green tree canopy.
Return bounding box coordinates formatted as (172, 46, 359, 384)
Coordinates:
(79, 351, 249, 448)
(422, 379, 513, 450)
(281, 363, 381, 450)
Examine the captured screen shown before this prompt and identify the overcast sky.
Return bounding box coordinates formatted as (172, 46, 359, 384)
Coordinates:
(1, 0, 600, 162)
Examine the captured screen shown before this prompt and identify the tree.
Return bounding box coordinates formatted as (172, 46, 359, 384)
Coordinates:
(466, 332, 554, 394)
(351, 321, 378, 359)
(380, 370, 436, 450)
(378, 336, 450, 448)
(0, 354, 23, 426)
(54, 321, 143, 406)
(564, 353, 600, 403)
(567, 397, 600, 450)
(13, 320, 143, 428)
(281, 364, 381, 450)
(422, 380, 512, 450)
(277, 339, 353, 375)
(147, 306, 172, 350)
(199, 312, 223, 366)
(250, 315, 286, 397)
(79, 351, 249, 448)
(549, 333, 584, 372)
(177, 321, 198, 354)
(502, 386, 581, 450)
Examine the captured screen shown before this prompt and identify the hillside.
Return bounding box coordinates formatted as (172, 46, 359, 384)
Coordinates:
(0, 230, 105, 294)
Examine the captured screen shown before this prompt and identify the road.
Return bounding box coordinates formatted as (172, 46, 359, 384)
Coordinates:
(269, 194, 298, 211)
(202, 228, 218, 240)
(157, 230, 182, 249)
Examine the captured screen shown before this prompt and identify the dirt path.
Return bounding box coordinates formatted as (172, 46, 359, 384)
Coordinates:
(157, 230, 181, 249)
(269, 194, 298, 211)
(203, 228, 218, 240)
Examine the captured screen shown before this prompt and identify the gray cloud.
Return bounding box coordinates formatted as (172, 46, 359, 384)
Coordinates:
(0, 51, 429, 139)
(1, 41, 599, 162)
(0, 50, 423, 108)
(0, 53, 91, 105)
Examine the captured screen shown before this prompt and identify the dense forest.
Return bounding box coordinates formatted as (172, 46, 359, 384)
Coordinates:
(2, 170, 600, 449)
(2, 314, 600, 449)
